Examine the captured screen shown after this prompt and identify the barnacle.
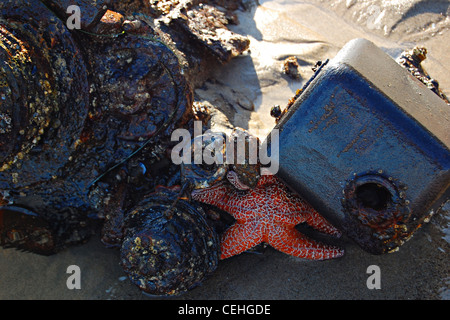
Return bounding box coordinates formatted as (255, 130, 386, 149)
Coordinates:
(0, 0, 247, 295)
(120, 187, 219, 296)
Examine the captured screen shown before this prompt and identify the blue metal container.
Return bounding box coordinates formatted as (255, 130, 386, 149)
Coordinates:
(266, 38, 450, 254)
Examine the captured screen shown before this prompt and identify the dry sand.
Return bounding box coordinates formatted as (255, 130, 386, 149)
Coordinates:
(1, 0, 449, 300)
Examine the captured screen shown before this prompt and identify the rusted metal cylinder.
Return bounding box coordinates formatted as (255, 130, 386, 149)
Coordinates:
(266, 38, 450, 254)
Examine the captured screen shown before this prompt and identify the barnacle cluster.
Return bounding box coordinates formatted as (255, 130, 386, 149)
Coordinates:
(121, 188, 219, 296)
(0, 0, 249, 295)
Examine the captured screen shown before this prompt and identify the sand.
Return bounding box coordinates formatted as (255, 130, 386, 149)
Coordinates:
(1, 0, 449, 300)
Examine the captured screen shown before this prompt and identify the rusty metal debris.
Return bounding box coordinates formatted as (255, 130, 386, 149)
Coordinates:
(266, 38, 450, 254)
(396, 46, 450, 105)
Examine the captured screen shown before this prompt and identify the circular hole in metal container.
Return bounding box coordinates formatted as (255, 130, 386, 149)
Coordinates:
(355, 182, 392, 211)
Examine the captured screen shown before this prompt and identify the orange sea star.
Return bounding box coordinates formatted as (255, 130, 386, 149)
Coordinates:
(191, 171, 344, 260)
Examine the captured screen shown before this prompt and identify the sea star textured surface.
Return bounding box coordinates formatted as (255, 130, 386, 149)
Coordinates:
(191, 171, 344, 260)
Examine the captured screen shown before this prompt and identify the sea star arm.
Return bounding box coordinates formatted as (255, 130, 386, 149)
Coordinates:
(191, 182, 231, 207)
(220, 221, 264, 259)
(257, 172, 279, 187)
(268, 223, 344, 260)
(303, 208, 342, 237)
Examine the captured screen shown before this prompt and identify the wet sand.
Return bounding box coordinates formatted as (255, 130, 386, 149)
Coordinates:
(1, 0, 449, 300)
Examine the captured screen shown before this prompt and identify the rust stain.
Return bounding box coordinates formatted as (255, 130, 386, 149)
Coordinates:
(337, 124, 384, 158)
(338, 125, 368, 157)
(308, 101, 336, 133)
